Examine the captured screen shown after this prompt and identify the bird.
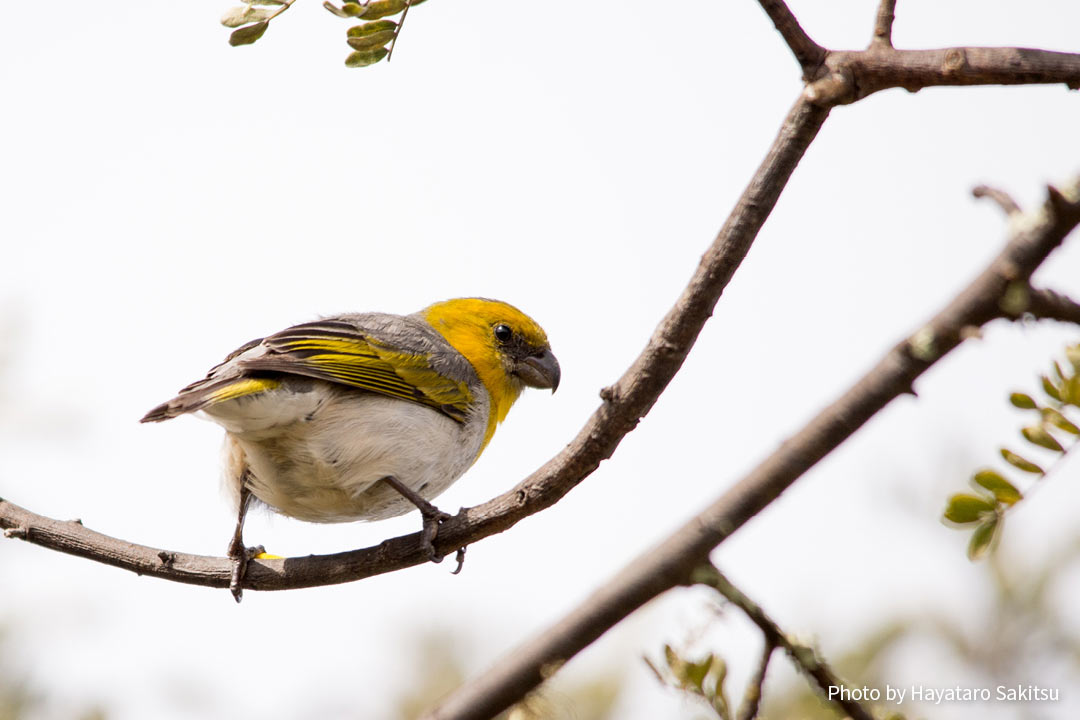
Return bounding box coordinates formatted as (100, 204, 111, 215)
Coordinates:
(141, 298, 560, 600)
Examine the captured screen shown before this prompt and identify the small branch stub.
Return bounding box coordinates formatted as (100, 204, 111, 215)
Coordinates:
(872, 0, 897, 48)
(974, 185, 1022, 216)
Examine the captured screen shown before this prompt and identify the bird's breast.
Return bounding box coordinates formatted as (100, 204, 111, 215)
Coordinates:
(216, 385, 489, 523)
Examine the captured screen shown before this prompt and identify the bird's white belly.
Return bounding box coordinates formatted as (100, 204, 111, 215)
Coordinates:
(207, 388, 485, 523)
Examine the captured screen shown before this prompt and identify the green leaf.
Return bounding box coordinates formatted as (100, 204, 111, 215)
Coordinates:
(972, 469, 1022, 505)
(1066, 345, 1080, 374)
(345, 19, 397, 36)
(1042, 375, 1063, 402)
(709, 654, 727, 685)
(1066, 376, 1080, 407)
(1009, 392, 1038, 410)
(347, 19, 397, 36)
(342, 2, 368, 16)
(355, 0, 407, 20)
(221, 5, 275, 28)
(684, 655, 711, 690)
(967, 517, 999, 561)
(344, 46, 389, 67)
(1053, 360, 1066, 384)
(663, 644, 680, 672)
(944, 493, 996, 524)
(1000, 448, 1044, 475)
(1022, 425, 1064, 452)
(346, 20, 396, 50)
(1042, 407, 1080, 434)
(229, 21, 269, 46)
(347, 34, 394, 51)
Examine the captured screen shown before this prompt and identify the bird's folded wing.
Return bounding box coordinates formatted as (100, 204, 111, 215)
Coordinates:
(239, 320, 474, 422)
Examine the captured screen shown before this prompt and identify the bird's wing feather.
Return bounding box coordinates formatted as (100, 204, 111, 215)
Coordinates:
(141, 315, 476, 423)
(240, 319, 474, 421)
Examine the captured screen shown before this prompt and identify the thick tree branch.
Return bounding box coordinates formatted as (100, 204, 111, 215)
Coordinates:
(806, 46, 1080, 105)
(692, 564, 873, 720)
(423, 178, 1080, 720)
(0, 97, 832, 592)
(755, 0, 826, 76)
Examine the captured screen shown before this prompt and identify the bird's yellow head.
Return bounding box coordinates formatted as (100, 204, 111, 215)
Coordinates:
(423, 298, 559, 447)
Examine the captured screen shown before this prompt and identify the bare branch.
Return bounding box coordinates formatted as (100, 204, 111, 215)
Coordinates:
(807, 46, 1080, 106)
(974, 184, 1022, 216)
(1025, 287, 1080, 325)
(871, 0, 897, 48)
(423, 179, 1080, 720)
(736, 639, 775, 720)
(693, 565, 872, 720)
(0, 98, 832, 593)
(755, 0, 826, 76)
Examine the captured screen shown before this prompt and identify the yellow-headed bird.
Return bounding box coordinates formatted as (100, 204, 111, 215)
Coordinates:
(142, 298, 559, 599)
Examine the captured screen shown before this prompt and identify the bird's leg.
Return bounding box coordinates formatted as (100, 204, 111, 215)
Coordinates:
(226, 477, 264, 603)
(379, 476, 452, 563)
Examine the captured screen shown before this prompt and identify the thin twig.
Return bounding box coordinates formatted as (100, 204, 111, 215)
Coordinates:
(386, 0, 411, 61)
(755, 0, 826, 76)
(694, 565, 872, 720)
(736, 639, 776, 720)
(974, 184, 1022, 216)
(1025, 287, 1080, 324)
(423, 179, 1080, 720)
(871, 0, 897, 48)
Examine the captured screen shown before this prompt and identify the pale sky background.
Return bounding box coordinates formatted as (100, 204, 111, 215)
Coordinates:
(2, 0, 1080, 718)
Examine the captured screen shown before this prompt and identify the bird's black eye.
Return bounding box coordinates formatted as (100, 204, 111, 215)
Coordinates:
(494, 324, 513, 343)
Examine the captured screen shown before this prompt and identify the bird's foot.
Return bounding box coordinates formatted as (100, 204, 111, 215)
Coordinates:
(379, 475, 466, 566)
(226, 538, 265, 603)
(419, 504, 452, 563)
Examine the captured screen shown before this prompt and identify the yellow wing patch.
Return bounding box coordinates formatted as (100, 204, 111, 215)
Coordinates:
(209, 377, 282, 403)
(242, 322, 474, 422)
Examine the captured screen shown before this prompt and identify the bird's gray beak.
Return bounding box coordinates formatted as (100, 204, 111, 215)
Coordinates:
(516, 348, 561, 393)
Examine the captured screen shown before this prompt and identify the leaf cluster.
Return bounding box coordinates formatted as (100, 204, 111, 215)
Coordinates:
(944, 344, 1080, 560)
(221, 0, 292, 47)
(645, 645, 732, 719)
(324, 0, 425, 67)
(221, 0, 426, 66)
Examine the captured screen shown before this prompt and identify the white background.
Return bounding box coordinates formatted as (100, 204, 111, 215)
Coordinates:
(2, 0, 1079, 718)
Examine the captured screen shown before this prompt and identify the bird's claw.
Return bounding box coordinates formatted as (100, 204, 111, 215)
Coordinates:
(227, 542, 265, 603)
(420, 507, 451, 562)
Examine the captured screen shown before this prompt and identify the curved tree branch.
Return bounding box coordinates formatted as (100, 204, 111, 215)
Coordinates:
(0, 96, 832, 592)
(423, 178, 1080, 720)
(974, 184, 1022, 217)
(3, 0, 1080, 604)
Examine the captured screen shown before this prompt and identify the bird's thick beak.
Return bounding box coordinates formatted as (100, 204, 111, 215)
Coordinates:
(516, 348, 561, 393)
